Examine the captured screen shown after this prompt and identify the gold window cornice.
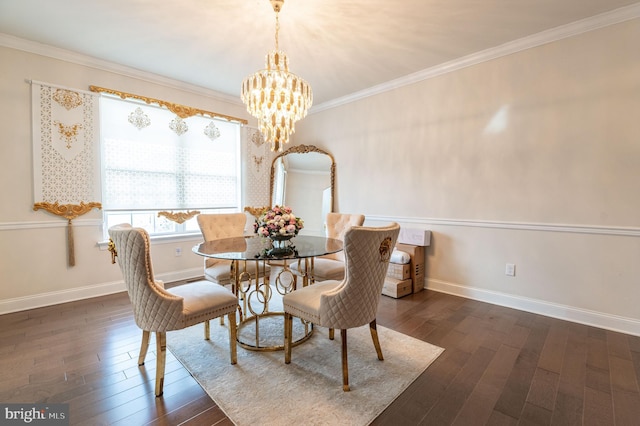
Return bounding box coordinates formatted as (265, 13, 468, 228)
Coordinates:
(89, 85, 248, 124)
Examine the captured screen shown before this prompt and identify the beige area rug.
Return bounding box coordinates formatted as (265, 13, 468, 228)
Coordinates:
(167, 313, 444, 426)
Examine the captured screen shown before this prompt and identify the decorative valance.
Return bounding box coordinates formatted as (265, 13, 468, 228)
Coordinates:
(30, 80, 102, 267)
(88, 85, 248, 124)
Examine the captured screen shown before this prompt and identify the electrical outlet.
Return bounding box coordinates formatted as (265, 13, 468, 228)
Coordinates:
(175, 247, 182, 257)
(505, 263, 516, 277)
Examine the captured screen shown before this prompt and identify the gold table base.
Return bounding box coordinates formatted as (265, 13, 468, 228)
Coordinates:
(233, 258, 315, 352)
(237, 311, 313, 351)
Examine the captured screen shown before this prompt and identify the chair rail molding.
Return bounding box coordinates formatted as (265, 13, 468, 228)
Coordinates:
(366, 215, 640, 238)
(0, 218, 103, 231)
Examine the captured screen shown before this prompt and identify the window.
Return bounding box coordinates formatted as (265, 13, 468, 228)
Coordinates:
(99, 96, 241, 238)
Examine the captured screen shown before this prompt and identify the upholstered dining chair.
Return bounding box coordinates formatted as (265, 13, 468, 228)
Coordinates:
(108, 224, 238, 397)
(197, 213, 270, 288)
(283, 222, 401, 391)
(290, 212, 365, 282)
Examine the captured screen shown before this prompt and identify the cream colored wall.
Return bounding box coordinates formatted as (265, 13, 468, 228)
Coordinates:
(1, 19, 638, 334)
(0, 45, 256, 312)
(294, 20, 640, 333)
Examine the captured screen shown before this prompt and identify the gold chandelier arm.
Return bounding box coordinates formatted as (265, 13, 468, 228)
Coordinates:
(89, 86, 248, 124)
(157, 210, 201, 224)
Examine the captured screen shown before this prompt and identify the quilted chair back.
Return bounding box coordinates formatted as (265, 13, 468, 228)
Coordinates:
(319, 223, 400, 329)
(109, 224, 184, 332)
(197, 213, 247, 268)
(323, 212, 365, 262)
(197, 213, 247, 240)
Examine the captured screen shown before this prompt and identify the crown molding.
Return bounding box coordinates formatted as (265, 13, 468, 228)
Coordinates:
(312, 3, 640, 113)
(0, 32, 243, 106)
(2, 3, 638, 114)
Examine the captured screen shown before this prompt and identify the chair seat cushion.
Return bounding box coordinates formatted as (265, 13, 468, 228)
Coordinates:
(169, 281, 238, 328)
(205, 261, 271, 285)
(289, 258, 345, 282)
(283, 281, 340, 325)
(204, 262, 234, 285)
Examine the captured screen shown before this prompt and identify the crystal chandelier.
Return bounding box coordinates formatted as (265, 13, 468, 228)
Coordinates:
(241, 0, 313, 152)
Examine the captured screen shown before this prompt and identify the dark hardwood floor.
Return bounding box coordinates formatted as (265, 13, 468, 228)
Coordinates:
(1, 287, 639, 425)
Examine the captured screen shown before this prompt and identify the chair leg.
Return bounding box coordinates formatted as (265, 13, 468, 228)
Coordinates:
(329, 328, 335, 340)
(204, 320, 211, 340)
(155, 332, 167, 397)
(369, 319, 384, 361)
(284, 312, 293, 364)
(341, 329, 350, 391)
(228, 312, 237, 364)
(138, 330, 150, 365)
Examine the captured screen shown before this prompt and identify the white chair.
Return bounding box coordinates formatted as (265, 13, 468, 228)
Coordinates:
(290, 212, 365, 282)
(108, 224, 238, 397)
(283, 223, 401, 391)
(197, 213, 270, 287)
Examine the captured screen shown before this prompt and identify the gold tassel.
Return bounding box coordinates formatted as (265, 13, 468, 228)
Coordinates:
(67, 219, 75, 267)
(33, 201, 101, 267)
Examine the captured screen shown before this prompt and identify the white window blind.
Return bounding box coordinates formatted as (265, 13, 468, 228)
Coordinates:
(99, 95, 241, 237)
(100, 96, 241, 212)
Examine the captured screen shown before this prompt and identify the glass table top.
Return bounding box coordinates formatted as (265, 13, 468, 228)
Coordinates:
(192, 234, 343, 261)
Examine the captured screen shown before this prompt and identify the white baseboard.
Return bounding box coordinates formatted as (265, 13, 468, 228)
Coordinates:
(0, 268, 203, 315)
(426, 278, 640, 337)
(5, 270, 638, 337)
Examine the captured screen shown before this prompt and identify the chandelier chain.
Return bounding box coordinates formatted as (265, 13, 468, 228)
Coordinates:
(275, 12, 280, 51)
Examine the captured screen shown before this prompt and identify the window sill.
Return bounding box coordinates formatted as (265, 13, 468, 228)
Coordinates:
(97, 232, 203, 250)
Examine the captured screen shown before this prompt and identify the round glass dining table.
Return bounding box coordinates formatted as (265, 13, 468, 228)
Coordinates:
(192, 234, 343, 351)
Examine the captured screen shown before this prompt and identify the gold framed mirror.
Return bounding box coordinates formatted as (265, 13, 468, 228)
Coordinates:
(270, 144, 335, 236)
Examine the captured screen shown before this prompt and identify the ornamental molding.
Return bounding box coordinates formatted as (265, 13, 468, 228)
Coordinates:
(89, 85, 248, 124)
(157, 210, 201, 224)
(33, 201, 102, 220)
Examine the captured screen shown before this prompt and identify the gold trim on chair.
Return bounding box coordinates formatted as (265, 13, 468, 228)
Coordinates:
(108, 238, 117, 264)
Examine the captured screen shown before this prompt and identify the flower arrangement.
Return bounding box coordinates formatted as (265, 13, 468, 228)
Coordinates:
(254, 205, 304, 239)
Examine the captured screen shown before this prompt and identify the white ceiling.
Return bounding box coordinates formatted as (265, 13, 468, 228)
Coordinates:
(1, 0, 638, 108)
